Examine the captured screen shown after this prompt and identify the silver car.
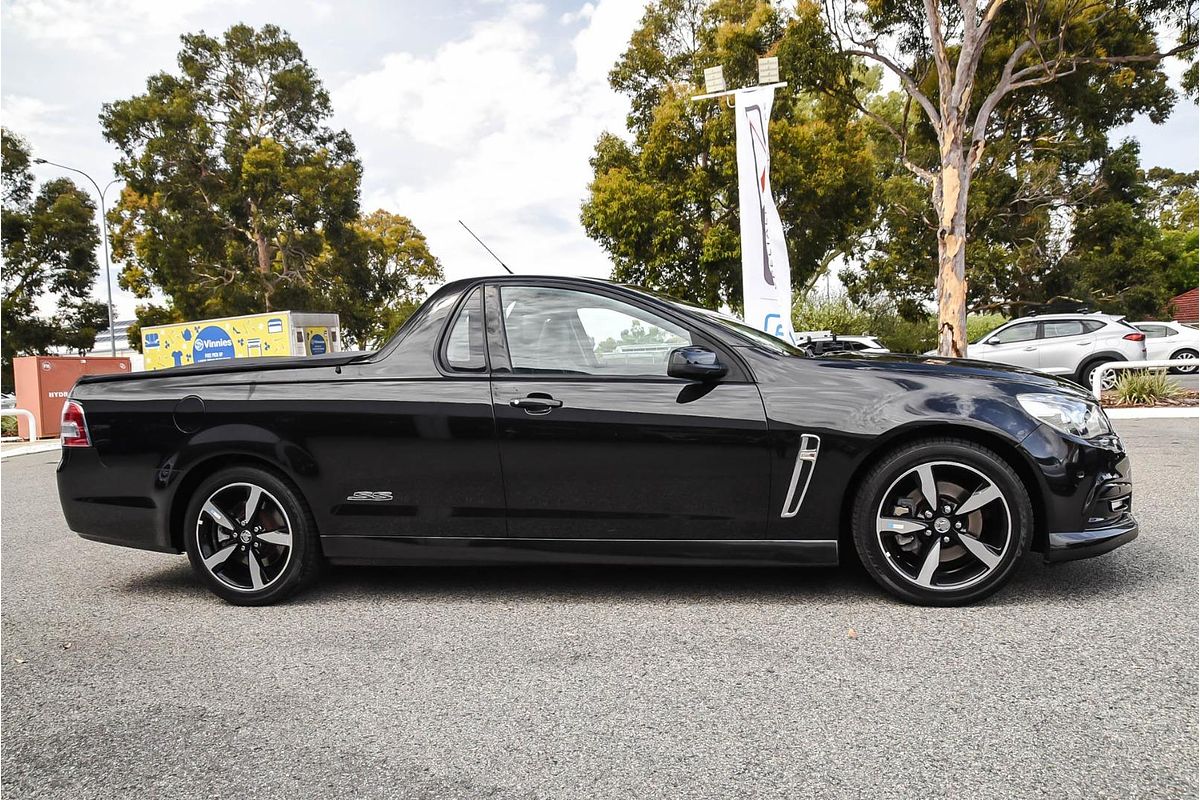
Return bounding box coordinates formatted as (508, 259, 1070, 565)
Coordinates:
(966, 313, 1147, 389)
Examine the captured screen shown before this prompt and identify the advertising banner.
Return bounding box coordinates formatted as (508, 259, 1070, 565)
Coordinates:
(142, 313, 293, 370)
(734, 86, 794, 342)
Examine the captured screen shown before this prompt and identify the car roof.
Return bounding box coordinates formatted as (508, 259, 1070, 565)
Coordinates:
(1010, 313, 1122, 322)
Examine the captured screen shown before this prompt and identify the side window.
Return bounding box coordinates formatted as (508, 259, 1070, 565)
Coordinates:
(444, 288, 486, 371)
(1042, 320, 1086, 339)
(1081, 320, 1106, 334)
(500, 286, 692, 376)
(1137, 324, 1167, 338)
(992, 322, 1038, 344)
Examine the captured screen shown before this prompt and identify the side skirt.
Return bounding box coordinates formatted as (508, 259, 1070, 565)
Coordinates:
(322, 536, 840, 567)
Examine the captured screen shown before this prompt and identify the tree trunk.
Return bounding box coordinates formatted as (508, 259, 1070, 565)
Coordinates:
(248, 198, 275, 311)
(935, 136, 970, 358)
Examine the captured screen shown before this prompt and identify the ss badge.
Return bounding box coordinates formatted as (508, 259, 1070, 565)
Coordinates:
(346, 491, 393, 502)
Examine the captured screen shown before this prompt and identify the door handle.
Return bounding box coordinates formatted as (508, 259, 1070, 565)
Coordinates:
(1022, 346, 1036, 351)
(510, 395, 563, 413)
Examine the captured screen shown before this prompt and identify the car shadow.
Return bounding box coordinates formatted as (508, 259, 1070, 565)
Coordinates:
(119, 557, 883, 606)
(119, 560, 207, 599)
(300, 561, 885, 607)
(993, 550, 1155, 606)
(119, 548, 1151, 608)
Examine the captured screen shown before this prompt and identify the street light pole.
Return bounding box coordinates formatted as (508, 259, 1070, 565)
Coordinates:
(33, 159, 121, 356)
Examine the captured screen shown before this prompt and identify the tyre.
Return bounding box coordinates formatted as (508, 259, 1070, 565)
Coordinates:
(183, 466, 322, 605)
(1078, 358, 1121, 392)
(851, 438, 1033, 606)
(1170, 348, 1197, 374)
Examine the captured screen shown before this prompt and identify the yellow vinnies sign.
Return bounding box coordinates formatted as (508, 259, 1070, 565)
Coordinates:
(141, 311, 340, 370)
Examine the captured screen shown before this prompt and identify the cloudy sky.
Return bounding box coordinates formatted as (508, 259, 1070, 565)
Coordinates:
(2, 0, 1196, 320)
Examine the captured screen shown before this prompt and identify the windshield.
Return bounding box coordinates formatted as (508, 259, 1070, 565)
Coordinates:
(973, 323, 1004, 344)
(619, 284, 807, 355)
(674, 304, 806, 355)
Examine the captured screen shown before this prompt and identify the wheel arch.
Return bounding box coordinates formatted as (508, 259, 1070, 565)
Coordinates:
(1077, 351, 1127, 375)
(168, 453, 308, 553)
(837, 422, 1049, 559)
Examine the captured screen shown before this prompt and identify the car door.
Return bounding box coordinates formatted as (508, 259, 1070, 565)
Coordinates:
(976, 321, 1041, 369)
(1033, 319, 1095, 375)
(261, 284, 509, 545)
(487, 283, 770, 540)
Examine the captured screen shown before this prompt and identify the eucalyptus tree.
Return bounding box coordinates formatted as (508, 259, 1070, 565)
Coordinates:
(784, 0, 1196, 355)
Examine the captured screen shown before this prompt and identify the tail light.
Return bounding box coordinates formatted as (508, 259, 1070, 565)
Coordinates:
(1123, 333, 1145, 342)
(60, 400, 91, 447)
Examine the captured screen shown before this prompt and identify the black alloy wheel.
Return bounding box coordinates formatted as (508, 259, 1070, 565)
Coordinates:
(852, 438, 1033, 605)
(184, 466, 321, 605)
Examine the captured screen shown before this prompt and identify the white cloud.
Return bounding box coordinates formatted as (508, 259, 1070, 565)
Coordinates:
(335, 0, 646, 281)
(3, 0, 243, 57)
(561, 3, 596, 25)
(1, 94, 69, 138)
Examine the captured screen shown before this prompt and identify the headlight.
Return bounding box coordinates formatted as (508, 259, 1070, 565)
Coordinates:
(1018, 393, 1112, 438)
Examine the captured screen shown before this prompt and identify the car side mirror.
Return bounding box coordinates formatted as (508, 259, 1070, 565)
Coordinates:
(985, 337, 999, 346)
(667, 346, 727, 381)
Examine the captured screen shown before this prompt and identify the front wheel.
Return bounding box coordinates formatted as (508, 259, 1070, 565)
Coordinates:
(852, 438, 1033, 606)
(184, 466, 322, 605)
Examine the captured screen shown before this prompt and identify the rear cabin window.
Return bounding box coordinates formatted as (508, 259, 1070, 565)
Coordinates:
(444, 288, 487, 371)
(1041, 320, 1086, 338)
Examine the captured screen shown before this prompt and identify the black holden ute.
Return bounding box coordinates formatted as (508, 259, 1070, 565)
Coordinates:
(56, 276, 1137, 606)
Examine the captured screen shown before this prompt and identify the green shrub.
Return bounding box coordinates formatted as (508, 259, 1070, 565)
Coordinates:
(966, 314, 1009, 344)
(792, 295, 1008, 355)
(1112, 369, 1182, 405)
(1, 416, 16, 437)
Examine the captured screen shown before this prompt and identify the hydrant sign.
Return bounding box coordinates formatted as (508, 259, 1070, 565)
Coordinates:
(141, 311, 340, 370)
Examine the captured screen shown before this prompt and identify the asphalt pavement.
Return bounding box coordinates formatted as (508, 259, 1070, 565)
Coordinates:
(1170, 374, 1198, 392)
(2, 419, 1197, 799)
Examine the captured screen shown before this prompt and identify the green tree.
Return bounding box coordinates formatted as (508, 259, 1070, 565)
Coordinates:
(1, 129, 108, 383)
(582, 0, 877, 312)
(100, 24, 364, 326)
(1057, 143, 1198, 317)
(788, 0, 1196, 355)
(330, 210, 443, 349)
(847, 126, 1199, 319)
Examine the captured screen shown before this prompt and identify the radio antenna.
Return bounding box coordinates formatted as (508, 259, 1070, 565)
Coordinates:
(458, 220, 514, 274)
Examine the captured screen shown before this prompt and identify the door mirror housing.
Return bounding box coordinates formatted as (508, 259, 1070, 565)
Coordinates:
(985, 337, 1000, 346)
(667, 346, 727, 381)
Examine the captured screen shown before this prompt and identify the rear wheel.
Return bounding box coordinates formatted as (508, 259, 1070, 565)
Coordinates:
(1079, 358, 1121, 391)
(851, 439, 1033, 606)
(1170, 348, 1197, 374)
(184, 466, 321, 605)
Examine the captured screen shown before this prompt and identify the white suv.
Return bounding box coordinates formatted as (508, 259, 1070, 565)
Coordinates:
(966, 314, 1147, 389)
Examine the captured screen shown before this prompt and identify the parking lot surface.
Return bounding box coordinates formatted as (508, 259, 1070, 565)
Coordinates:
(2, 419, 1197, 799)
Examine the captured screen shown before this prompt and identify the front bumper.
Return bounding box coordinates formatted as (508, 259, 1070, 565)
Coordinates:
(1020, 422, 1138, 563)
(1045, 513, 1138, 562)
